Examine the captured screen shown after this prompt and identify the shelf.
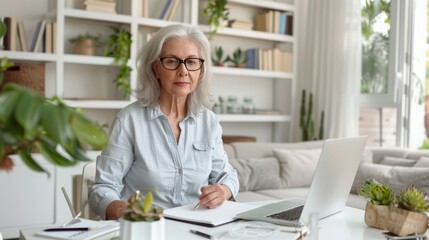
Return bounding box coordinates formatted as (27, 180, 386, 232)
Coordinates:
(199, 25, 293, 43)
(0, 51, 58, 62)
(63, 54, 117, 65)
(228, 0, 295, 12)
(218, 114, 291, 122)
(63, 99, 131, 109)
(63, 8, 132, 24)
(213, 67, 293, 79)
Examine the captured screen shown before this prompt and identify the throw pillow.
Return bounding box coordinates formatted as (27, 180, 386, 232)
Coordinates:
(351, 163, 429, 194)
(273, 148, 321, 188)
(413, 157, 429, 168)
(379, 156, 416, 167)
(228, 157, 284, 191)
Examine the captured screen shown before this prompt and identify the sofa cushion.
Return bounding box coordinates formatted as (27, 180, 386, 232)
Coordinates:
(351, 163, 429, 195)
(379, 156, 417, 167)
(273, 148, 321, 187)
(414, 157, 429, 168)
(229, 157, 284, 191)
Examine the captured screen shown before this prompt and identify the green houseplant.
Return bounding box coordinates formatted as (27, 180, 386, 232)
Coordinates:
(120, 190, 164, 240)
(69, 33, 103, 56)
(357, 178, 395, 230)
(104, 27, 132, 99)
(212, 46, 227, 66)
(0, 20, 108, 173)
(225, 47, 247, 68)
(299, 90, 325, 141)
(202, 0, 229, 39)
(386, 186, 429, 236)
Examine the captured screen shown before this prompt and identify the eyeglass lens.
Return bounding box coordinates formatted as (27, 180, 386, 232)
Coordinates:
(160, 57, 204, 71)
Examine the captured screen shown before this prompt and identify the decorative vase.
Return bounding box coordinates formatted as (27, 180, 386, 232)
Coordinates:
(74, 39, 96, 55)
(120, 217, 165, 240)
(386, 205, 428, 237)
(364, 202, 389, 230)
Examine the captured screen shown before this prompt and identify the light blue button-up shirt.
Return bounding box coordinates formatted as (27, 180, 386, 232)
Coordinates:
(88, 101, 239, 219)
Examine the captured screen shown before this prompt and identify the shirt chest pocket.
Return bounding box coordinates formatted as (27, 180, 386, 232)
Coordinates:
(193, 141, 215, 173)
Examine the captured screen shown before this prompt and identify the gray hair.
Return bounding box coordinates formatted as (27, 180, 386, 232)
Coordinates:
(135, 24, 212, 114)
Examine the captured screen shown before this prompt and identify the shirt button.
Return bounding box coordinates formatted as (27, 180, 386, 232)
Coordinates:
(178, 168, 183, 174)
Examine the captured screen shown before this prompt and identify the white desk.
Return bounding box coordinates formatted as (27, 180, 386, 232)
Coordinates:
(19, 207, 427, 240)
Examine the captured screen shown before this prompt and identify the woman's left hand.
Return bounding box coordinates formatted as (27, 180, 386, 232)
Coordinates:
(197, 184, 232, 209)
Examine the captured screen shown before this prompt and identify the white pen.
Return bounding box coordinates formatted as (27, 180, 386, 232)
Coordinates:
(193, 171, 228, 211)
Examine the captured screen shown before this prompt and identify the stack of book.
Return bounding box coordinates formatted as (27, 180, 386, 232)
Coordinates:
(255, 10, 293, 35)
(245, 48, 293, 72)
(84, 0, 117, 14)
(228, 19, 253, 30)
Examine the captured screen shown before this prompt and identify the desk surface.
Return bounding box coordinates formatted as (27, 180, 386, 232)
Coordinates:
(19, 206, 427, 240)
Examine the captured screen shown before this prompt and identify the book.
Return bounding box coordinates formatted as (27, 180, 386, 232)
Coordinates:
(85, 4, 116, 14)
(52, 22, 57, 53)
(255, 12, 267, 32)
(228, 19, 253, 30)
(285, 12, 293, 35)
(4, 17, 18, 51)
(166, 0, 179, 21)
(29, 19, 46, 52)
(163, 201, 258, 227)
(84, 0, 116, 8)
(245, 48, 257, 69)
(35, 218, 119, 240)
(17, 21, 28, 52)
(44, 22, 52, 53)
(279, 12, 287, 35)
(158, 0, 173, 19)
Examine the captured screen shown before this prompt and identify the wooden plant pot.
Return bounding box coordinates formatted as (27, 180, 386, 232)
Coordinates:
(364, 202, 389, 230)
(386, 205, 428, 237)
(73, 39, 96, 55)
(120, 217, 165, 240)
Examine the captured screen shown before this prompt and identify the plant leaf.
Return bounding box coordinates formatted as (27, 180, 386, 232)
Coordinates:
(0, 89, 21, 123)
(37, 137, 76, 166)
(18, 149, 49, 175)
(143, 191, 153, 213)
(14, 89, 43, 138)
(70, 113, 107, 149)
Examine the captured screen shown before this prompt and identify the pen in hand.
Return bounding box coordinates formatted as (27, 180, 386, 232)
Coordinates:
(193, 171, 228, 211)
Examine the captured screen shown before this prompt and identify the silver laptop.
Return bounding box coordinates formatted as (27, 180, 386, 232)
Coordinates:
(236, 136, 367, 226)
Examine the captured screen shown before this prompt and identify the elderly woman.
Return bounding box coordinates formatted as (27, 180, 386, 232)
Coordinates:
(88, 24, 239, 220)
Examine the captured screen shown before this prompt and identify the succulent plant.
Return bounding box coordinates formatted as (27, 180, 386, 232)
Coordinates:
(358, 179, 395, 205)
(225, 47, 247, 67)
(122, 190, 163, 222)
(212, 46, 226, 66)
(396, 186, 429, 213)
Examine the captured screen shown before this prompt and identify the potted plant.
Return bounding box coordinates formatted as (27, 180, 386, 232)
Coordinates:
(357, 179, 395, 230)
(0, 56, 108, 172)
(69, 33, 103, 56)
(202, 0, 229, 39)
(225, 47, 247, 68)
(212, 46, 227, 66)
(386, 186, 429, 237)
(104, 27, 132, 99)
(120, 190, 164, 240)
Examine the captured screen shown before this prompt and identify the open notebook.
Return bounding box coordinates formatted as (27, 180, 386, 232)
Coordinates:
(163, 201, 258, 227)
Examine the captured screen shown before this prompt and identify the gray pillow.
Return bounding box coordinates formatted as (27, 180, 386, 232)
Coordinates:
(414, 157, 429, 168)
(379, 156, 416, 167)
(273, 148, 321, 187)
(229, 157, 284, 191)
(351, 163, 429, 194)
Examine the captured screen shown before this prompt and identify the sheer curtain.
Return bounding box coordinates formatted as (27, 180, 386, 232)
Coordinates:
(293, 0, 362, 141)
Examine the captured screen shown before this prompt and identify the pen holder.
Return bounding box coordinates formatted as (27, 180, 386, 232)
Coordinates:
(119, 217, 165, 240)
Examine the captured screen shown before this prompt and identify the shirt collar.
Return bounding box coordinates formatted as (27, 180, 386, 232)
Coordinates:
(148, 104, 197, 121)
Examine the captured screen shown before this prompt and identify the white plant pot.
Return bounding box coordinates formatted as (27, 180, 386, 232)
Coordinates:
(120, 217, 165, 240)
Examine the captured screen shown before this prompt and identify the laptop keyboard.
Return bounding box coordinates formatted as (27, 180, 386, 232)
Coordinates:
(267, 205, 304, 221)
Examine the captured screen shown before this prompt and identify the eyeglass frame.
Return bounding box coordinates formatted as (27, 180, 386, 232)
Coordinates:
(159, 57, 205, 71)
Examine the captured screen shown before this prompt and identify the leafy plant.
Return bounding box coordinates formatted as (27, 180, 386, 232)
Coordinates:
(358, 179, 395, 205)
(212, 46, 226, 66)
(202, 0, 229, 39)
(225, 47, 247, 67)
(299, 90, 325, 141)
(122, 190, 163, 222)
(104, 27, 132, 99)
(396, 186, 429, 213)
(69, 33, 103, 47)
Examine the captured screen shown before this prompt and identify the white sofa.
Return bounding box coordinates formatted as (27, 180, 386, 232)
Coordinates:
(223, 141, 429, 210)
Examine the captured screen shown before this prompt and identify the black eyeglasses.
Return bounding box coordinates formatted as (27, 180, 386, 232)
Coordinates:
(159, 57, 205, 71)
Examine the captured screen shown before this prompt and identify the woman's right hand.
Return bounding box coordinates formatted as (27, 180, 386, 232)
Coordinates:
(106, 200, 128, 220)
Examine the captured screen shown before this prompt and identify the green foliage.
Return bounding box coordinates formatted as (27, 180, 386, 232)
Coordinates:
(0, 57, 108, 174)
(104, 27, 132, 99)
(225, 47, 247, 67)
(212, 46, 226, 66)
(203, 0, 229, 39)
(299, 90, 324, 141)
(396, 186, 429, 213)
(69, 33, 103, 47)
(122, 190, 163, 222)
(0, 20, 6, 39)
(358, 179, 395, 205)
